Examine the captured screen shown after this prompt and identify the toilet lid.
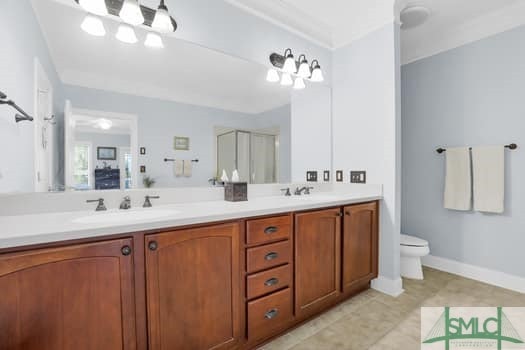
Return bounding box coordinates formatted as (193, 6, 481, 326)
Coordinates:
(401, 234, 428, 247)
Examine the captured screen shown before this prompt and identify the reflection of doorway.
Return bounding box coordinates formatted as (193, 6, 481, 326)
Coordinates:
(34, 58, 54, 192)
(64, 103, 138, 191)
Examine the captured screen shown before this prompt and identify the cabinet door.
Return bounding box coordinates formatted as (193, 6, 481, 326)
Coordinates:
(294, 208, 341, 318)
(145, 223, 240, 350)
(342, 202, 378, 292)
(0, 239, 137, 350)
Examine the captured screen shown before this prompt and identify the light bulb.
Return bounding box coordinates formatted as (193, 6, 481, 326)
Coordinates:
(145, 32, 164, 48)
(152, 1, 174, 33)
(97, 118, 112, 130)
(116, 23, 138, 44)
(81, 14, 106, 37)
(79, 0, 108, 16)
(293, 77, 306, 90)
(266, 68, 280, 83)
(310, 67, 324, 82)
(282, 55, 297, 74)
(119, 0, 144, 25)
(297, 61, 311, 78)
(280, 73, 293, 86)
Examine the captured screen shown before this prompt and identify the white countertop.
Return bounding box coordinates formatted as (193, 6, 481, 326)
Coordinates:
(0, 192, 381, 250)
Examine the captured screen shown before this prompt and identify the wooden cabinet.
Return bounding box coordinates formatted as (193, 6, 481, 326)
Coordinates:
(342, 202, 378, 292)
(145, 223, 241, 350)
(294, 208, 341, 319)
(0, 239, 137, 350)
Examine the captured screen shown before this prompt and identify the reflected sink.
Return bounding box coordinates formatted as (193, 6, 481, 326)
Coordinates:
(72, 209, 181, 224)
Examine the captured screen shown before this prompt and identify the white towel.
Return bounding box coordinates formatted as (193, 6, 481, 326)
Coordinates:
(444, 147, 472, 211)
(174, 160, 183, 177)
(472, 146, 505, 213)
(183, 160, 192, 177)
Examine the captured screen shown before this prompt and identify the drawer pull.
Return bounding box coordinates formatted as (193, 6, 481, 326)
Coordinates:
(264, 277, 279, 287)
(264, 308, 279, 320)
(264, 226, 278, 234)
(265, 252, 279, 261)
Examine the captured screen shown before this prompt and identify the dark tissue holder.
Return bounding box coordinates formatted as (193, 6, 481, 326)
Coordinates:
(224, 182, 248, 202)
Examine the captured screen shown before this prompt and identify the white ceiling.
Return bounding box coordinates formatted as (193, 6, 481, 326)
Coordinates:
(31, 0, 291, 115)
(399, 0, 525, 64)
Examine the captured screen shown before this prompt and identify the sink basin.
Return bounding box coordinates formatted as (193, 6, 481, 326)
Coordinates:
(72, 209, 181, 224)
(290, 195, 341, 201)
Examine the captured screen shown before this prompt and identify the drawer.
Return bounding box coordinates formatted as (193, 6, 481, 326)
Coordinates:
(246, 215, 291, 245)
(247, 288, 293, 341)
(247, 264, 291, 300)
(246, 240, 291, 273)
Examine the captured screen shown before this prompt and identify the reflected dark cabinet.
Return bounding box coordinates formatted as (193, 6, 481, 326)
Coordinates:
(95, 168, 120, 190)
(0, 239, 137, 350)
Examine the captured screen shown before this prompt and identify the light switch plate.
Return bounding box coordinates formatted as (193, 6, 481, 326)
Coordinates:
(323, 170, 330, 182)
(306, 171, 318, 182)
(350, 171, 366, 184)
(336, 170, 343, 182)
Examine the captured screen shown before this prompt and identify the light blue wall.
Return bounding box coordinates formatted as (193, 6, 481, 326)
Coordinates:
(0, 0, 64, 193)
(402, 25, 525, 277)
(63, 85, 290, 187)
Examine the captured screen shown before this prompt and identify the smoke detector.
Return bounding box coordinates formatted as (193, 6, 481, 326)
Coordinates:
(400, 5, 431, 29)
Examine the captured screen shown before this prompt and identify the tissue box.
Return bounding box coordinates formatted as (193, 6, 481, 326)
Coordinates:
(224, 182, 248, 202)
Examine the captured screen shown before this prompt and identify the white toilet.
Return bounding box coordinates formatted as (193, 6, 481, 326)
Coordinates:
(400, 234, 430, 280)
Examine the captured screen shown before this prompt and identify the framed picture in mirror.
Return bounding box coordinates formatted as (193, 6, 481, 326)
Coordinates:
(97, 147, 117, 160)
(174, 137, 190, 150)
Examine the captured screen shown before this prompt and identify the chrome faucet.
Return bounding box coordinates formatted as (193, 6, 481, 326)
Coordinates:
(120, 196, 132, 210)
(87, 198, 106, 211)
(143, 195, 160, 208)
(280, 188, 291, 196)
(295, 186, 314, 195)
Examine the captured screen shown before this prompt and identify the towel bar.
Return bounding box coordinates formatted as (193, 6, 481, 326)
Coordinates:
(164, 158, 199, 162)
(436, 143, 517, 154)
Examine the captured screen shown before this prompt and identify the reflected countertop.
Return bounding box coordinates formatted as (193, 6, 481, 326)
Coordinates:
(0, 191, 382, 250)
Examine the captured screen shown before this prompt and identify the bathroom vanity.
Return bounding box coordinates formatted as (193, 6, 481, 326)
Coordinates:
(0, 196, 379, 350)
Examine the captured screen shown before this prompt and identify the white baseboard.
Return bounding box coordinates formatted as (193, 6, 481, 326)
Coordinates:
(371, 275, 404, 297)
(422, 255, 525, 294)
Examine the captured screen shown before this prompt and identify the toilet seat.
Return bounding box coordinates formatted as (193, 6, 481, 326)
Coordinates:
(400, 234, 428, 247)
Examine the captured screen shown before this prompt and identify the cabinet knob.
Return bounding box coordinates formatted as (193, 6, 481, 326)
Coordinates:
(335, 212, 343, 217)
(345, 211, 351, 216)
(264, 277, 279, 287)
(148, 241, 158, 251)
(264, 226, 278, 234)
(265, 308, 279, 320)
(121, 245, 132, 256)
(265, 252, 279, 261)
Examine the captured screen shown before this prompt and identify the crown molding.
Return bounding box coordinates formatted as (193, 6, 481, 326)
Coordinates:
(224, 0, 333, 49)
(402, 1, 525, 65)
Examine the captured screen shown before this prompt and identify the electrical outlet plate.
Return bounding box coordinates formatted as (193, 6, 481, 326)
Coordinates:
(306, 171, 318, 182)
(336, 170, 343, 182)
(350, 171, 366, 184)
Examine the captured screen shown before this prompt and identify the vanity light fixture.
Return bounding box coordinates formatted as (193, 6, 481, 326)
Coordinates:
(79, 0, 108, 16)
(145, 32, 164, 48)
(116, 23, 138, 44)
(297, 55, 310, 79)
(119, 0, 145, 26)
(309, 60, 324, 82)
(266, 68, 280, 83)
(293, 77, 306, 90)
(280, 73, 293, 86)
(81, 14, 106, 36)
(282, 48, 297, 74)
(152, 0, 175, 33)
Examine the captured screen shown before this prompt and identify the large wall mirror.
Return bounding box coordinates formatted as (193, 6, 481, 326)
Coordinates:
(0, 0, 331, 193)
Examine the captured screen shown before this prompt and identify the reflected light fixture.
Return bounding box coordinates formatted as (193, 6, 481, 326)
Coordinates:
(119, 0, 145, 26)
(145, 32, 164, 48)
(293, 77, 306, 90)
(280, 73, 293, 86)
(282, 48, 297, 74)
(81, 14, 106, 36)
(116, 23, 138, 43)
(79, 0, 108, 16)
(152, 0, 175, 33)
(309, 60, 324, 82)
(297, 55, 310, 78)
(266, 68, 280, 83)
(96, 118, 113, 130)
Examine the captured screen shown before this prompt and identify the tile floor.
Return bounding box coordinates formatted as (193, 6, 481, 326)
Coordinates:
(260, 267, 525, 349)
